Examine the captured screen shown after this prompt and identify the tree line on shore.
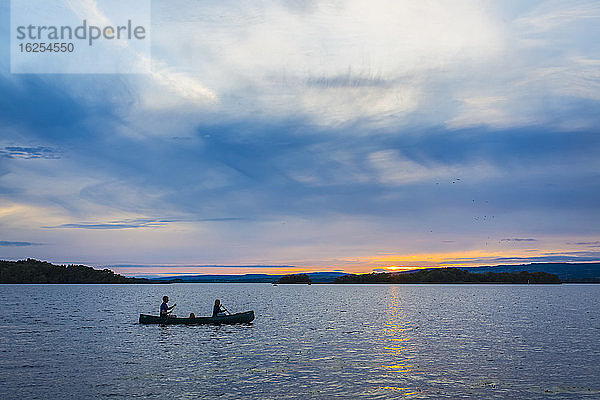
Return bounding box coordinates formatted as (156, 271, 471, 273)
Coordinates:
(0, 259, 158, 284)
(333, 268, 561, 284)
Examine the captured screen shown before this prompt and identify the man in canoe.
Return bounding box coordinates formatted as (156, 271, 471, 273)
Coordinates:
(212, 299, 228, 317)
(160, 296, 176, 318)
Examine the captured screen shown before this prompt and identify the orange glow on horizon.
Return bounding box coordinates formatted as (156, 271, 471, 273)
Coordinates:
(347, 248, 553, 272)
(353, 249, 509, 266)
(382, 265, 436, 272)
(109, 247, 591, 277)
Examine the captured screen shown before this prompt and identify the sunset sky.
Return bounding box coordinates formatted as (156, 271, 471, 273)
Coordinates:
(1, 0, 599, 276)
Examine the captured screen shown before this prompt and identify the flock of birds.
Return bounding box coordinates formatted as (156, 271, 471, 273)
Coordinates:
(428, 177, 504, 248)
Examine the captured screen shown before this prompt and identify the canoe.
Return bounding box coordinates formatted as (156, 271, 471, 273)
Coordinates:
(139, 310, 254, 325)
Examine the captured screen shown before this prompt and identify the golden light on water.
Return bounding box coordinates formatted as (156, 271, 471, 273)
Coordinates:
(377, 286, 421, 397)
(377, 386, 419, 396)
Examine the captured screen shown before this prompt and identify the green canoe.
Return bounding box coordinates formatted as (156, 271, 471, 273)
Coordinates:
(139, 310, 255, 325)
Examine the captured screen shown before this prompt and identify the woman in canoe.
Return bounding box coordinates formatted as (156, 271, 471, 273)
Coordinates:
(212, 299, 228, 317)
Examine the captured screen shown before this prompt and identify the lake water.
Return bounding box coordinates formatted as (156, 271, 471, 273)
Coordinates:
(1, 284, 599, 399)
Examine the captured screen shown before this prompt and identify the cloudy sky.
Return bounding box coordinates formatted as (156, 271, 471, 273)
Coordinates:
(1, 0, 599, 276)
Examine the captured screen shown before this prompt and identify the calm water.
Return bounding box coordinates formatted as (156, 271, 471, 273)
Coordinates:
(1, 284, 599, 399)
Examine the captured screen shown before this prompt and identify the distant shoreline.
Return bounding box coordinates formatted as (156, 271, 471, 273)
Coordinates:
(3, 282, 598, 285)
(7, 258, 600, 284)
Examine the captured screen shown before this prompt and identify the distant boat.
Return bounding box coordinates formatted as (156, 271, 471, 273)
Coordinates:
(139, 311, 254, 325)
(272, 283, 278, 286)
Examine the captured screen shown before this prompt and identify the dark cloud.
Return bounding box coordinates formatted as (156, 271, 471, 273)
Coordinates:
(0, 76, 86, 132)
(500, 238, 537, 242)
(3, 109, 597, 236)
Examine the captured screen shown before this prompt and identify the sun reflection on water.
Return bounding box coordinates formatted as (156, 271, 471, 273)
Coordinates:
(377, 286, 421, 397)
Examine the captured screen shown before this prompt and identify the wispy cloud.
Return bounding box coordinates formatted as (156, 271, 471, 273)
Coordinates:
(63, 0, 216, 106)
(0, 241, 43, 246)
(570, 241, 600, 248)
(0, 146, 60, 159)
(500, 238, 537, 242)
(43, 217, 247, 230)
(44, 221, 171, 230)
(440, 251, 600, 265)
(516, 1, 600, 33)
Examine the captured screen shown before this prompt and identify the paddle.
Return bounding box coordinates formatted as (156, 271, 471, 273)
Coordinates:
(166, 304, 176, 317)
(221, 305, 232, 316)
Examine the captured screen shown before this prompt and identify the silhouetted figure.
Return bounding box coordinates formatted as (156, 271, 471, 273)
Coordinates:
(160, 296, 176, 318)
(212, 299, 227, 317)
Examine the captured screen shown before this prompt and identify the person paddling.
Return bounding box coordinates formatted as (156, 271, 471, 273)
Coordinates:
(160, 296, 176, 318)
(212, 299, 229, 317)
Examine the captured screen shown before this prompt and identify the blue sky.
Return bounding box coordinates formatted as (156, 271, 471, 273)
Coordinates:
(0, 0, 599, 275)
